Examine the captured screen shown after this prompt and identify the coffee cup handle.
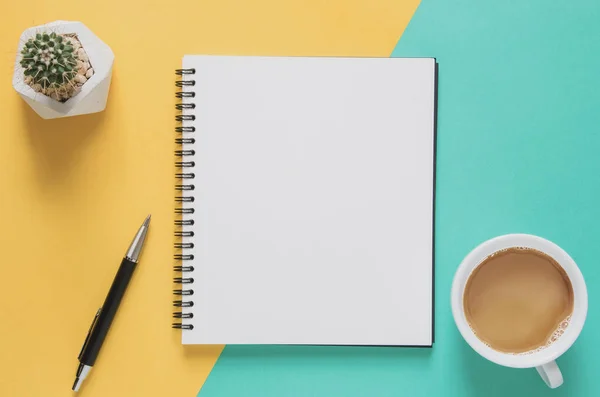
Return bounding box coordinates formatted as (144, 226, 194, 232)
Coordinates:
(536, 361, 563, 388)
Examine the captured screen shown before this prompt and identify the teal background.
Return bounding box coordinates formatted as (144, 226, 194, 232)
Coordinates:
(198, 1, 600, 395)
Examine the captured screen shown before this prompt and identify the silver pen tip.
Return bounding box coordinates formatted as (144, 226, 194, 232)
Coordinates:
(124, 216, 151, 262)
(72, 364, 91, 392)
(72, 377, 83, 392)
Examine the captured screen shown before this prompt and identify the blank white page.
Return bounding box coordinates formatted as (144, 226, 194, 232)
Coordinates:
(179, 56, 436, 346)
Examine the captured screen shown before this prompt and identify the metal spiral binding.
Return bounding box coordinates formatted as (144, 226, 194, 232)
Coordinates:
(173, 68, 196, 331)
(174, 265, 194, 272)
(173, 313, 194, 319)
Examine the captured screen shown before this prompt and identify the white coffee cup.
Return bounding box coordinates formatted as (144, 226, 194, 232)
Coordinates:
(451, 234, 588, 388)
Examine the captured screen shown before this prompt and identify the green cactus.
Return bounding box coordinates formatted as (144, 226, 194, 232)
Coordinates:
(19, 32, 79, 93)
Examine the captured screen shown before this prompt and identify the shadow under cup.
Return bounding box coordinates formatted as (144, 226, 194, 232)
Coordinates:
(451, 234, 588, 369)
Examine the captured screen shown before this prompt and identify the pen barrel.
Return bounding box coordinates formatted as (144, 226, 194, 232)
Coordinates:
(79, 258, 137, 366)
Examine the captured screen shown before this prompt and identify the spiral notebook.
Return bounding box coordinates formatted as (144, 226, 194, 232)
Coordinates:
(174, 56, 437, 346)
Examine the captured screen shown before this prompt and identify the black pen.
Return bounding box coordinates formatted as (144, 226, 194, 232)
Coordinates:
(72, 215, 151, 392)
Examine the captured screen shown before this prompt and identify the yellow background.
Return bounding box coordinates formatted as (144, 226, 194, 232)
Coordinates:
(0, 1, 419, 396)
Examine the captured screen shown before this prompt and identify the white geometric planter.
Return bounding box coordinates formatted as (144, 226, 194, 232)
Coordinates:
(12, 21, 114, 119)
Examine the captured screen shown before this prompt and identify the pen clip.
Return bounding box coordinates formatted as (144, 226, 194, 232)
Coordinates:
(78, 308, 102, 360)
